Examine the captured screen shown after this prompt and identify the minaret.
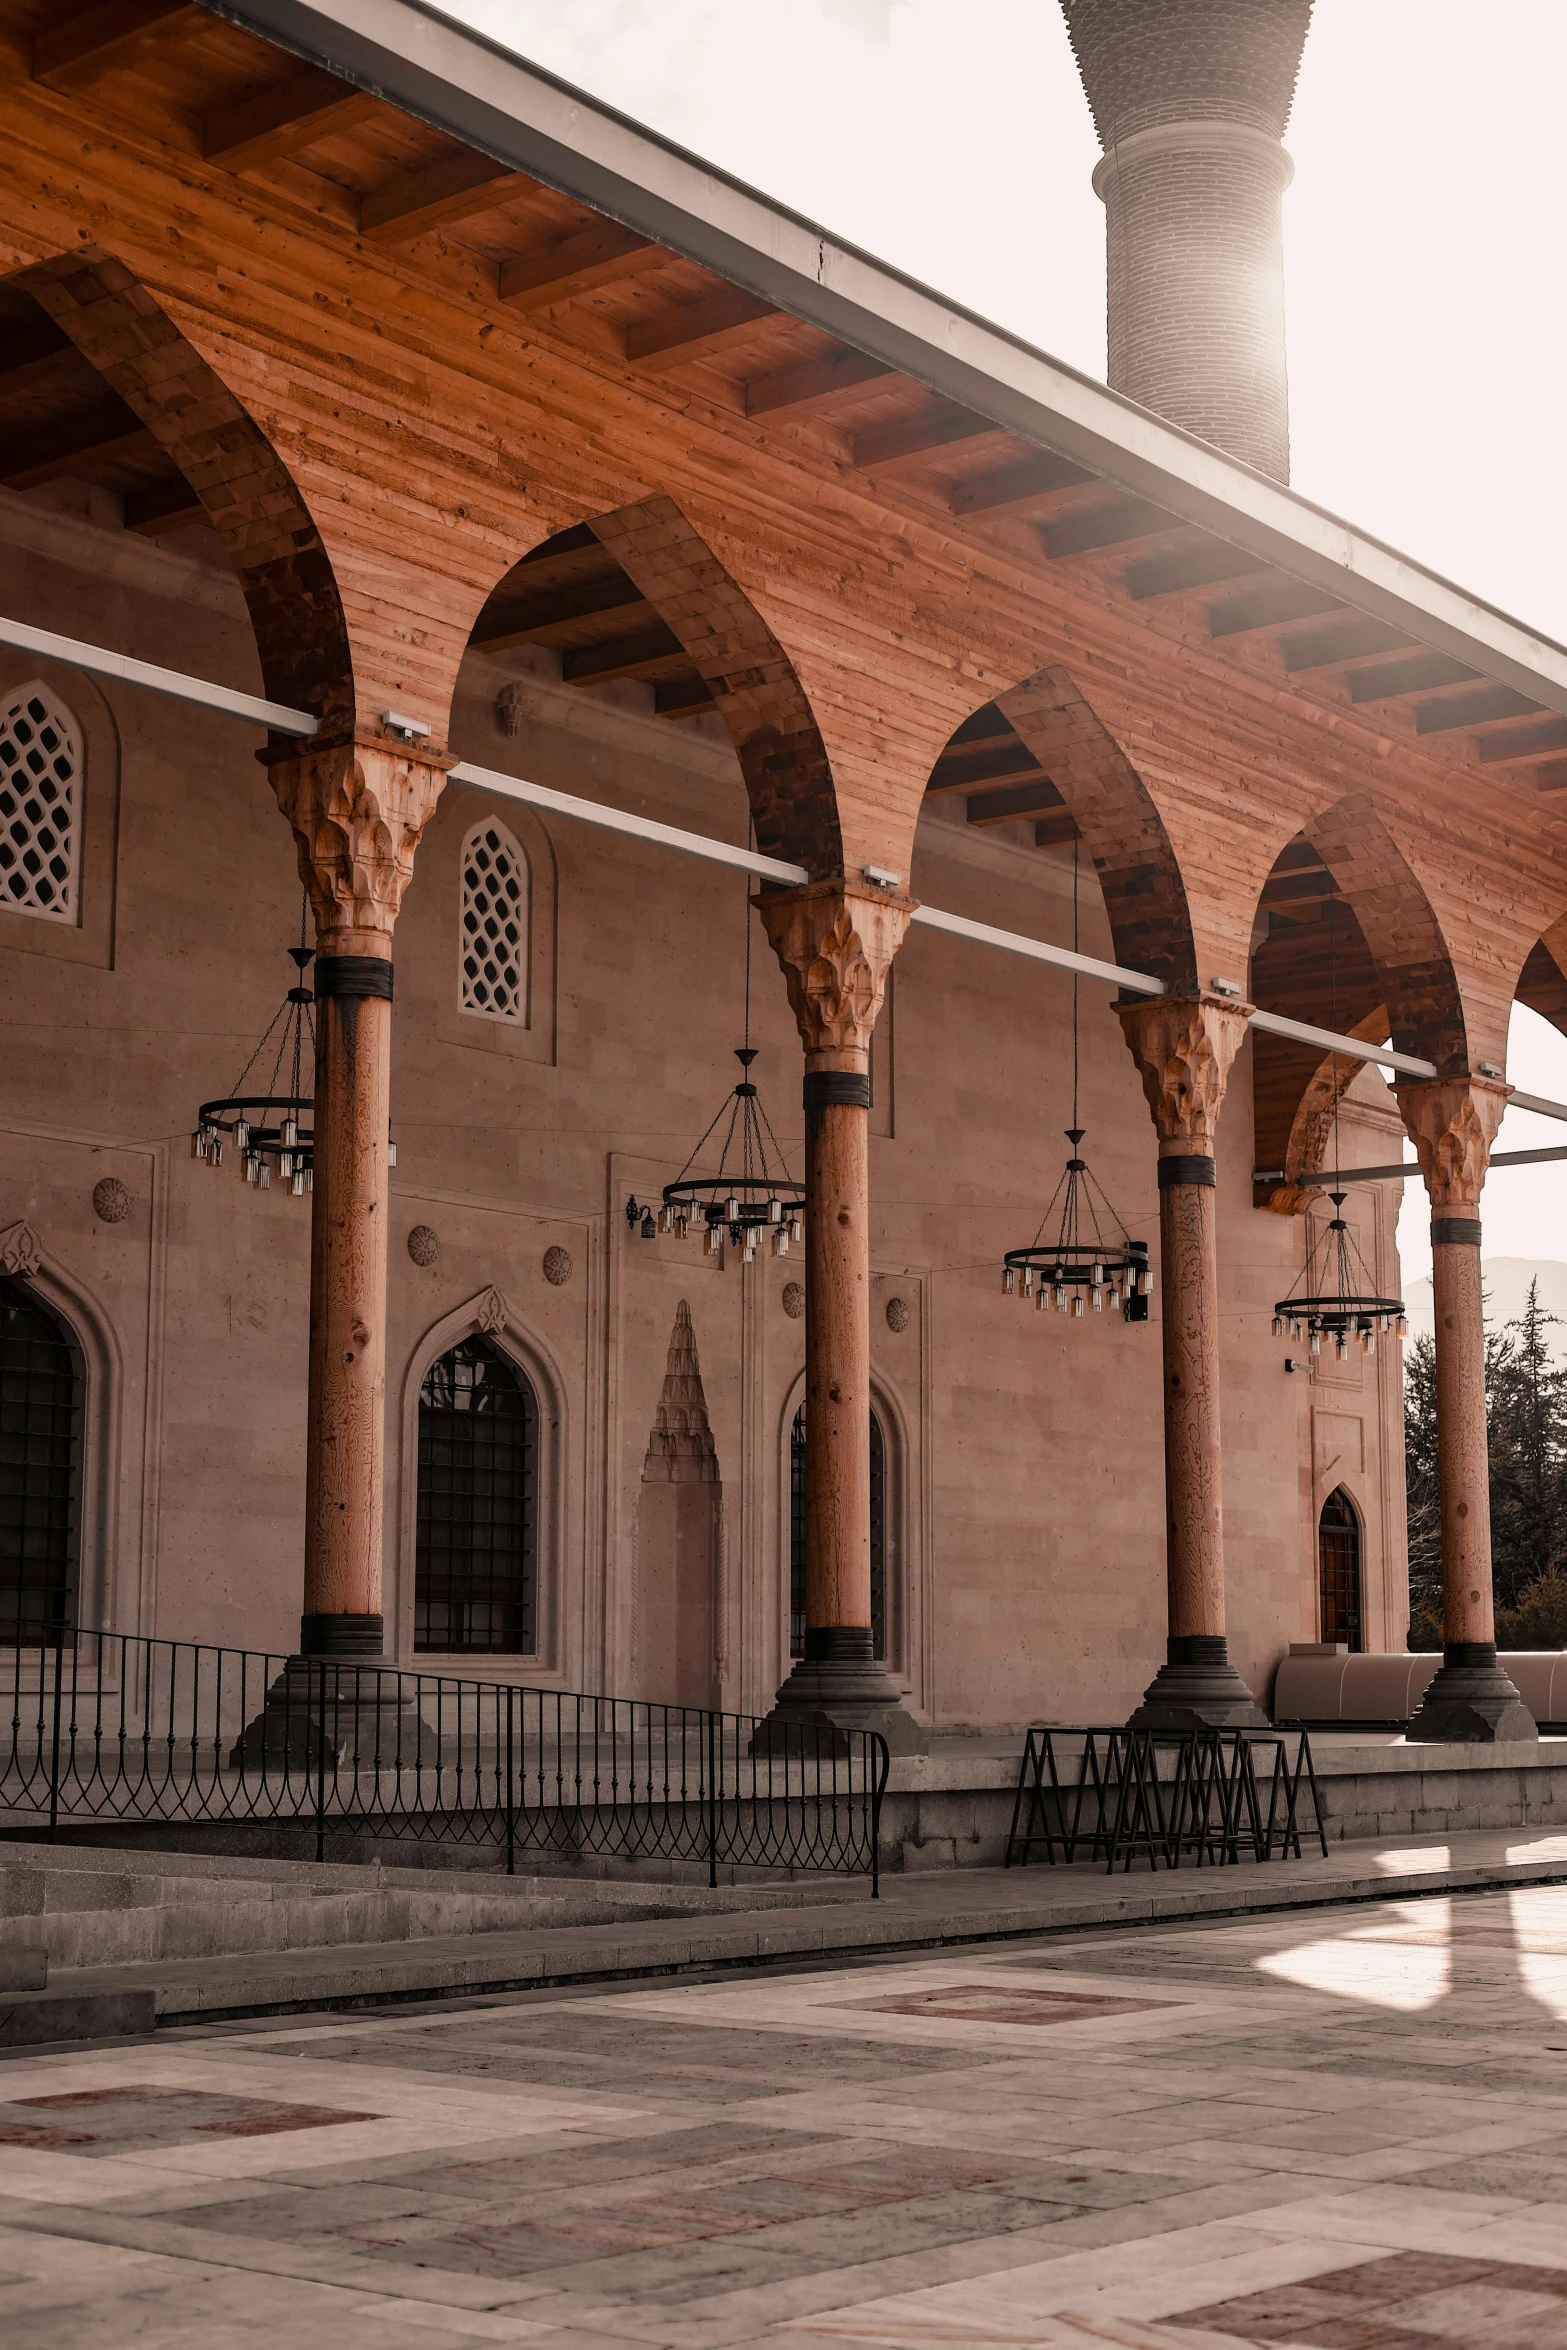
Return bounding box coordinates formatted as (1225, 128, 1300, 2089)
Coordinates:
(1061, 0, 1313, 481)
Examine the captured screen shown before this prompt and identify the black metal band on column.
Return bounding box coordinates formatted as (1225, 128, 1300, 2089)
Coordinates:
(803, 1071, 871, 1113)
(315, 956, 395, 1002)
(1431, 1216, 1482, 1248)
(1157, 1154, 1216, 1190)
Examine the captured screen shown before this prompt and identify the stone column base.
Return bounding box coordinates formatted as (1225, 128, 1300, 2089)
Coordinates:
(231, 1652, 445, 1770)
(1128, 1635, 1269, 1732)
(750, 1628, 927, 1757)
(1406, 1642, 1538, 1743)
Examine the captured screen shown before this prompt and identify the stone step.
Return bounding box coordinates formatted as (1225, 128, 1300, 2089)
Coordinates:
(0, 1837, 868, 1972)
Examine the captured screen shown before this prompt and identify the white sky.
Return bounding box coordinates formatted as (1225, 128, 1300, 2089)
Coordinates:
(453, 0, 1567, 1276)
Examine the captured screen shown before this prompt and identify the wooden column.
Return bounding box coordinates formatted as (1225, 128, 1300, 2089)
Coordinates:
(1398, 1077, 1535, 1741)
(754, 879, 923, 1752)
(1118, 996, 1267, 1728)
(267, 731, 450, 1659)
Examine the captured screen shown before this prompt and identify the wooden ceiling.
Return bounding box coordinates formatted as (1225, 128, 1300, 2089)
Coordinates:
(4, 0, 1566, 898)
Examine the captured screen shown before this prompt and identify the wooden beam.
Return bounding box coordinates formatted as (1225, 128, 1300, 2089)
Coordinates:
(1415, 683, 1543, 735)
(1475, 717, 1567, 766)
(1278, 616, 1422, 674)
(203, 73, 379, 171)
(944, 704, 1012, 749)
(625, 286, 778, 370)
(1034, 812, 1080, 849)
(744, 348, 892, 420)
(1208, 581, 1344, 639)
(498, 221, 665, 313)
(33, 0, 201, 91)
(0, 399, 151, 490)
(654, 677, 716, 719)
(562, 625, 688, 685)
(360, 151, 522, 242)
(1041, 497, 1173, 560)
(949, 451, 1093, 519)
(927, 743, 1046, 795)
(471, 575, 646, 651)
(1536, 761, 1567, 794)
(1347, 652, 1478, 704)
(123, 476, 204, 535)
(1123, 542, 1267, 600)
(851, 399, 1001, 472)
(0, 323, 77, 397)
(966, 779, 1065, 826)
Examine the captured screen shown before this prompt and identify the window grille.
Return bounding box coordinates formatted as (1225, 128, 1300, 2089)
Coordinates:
(0, 685, 81, 924)
(460, 820, 527, 1020)
(1318, 1487, 1362, 1651)
(790, 1404, 885, 1659)
(416, 1335, 538, 1652)
(0, 1277, 82, 1645)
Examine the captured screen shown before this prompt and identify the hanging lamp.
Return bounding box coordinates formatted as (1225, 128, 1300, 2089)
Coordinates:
(1271, 885, 1406, 1359)
(1001, 838, 1150, 1321)
(190, 898, 396, 1198)
(628, 848, 804, 1271)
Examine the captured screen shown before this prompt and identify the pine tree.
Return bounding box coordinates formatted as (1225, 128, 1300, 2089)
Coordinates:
(1404, 1277, 1567, 1649)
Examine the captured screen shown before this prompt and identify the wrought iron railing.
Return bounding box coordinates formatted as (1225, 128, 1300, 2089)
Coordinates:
(0, 1627, 888, 1891)
(1005, 1725, 1327, 1872)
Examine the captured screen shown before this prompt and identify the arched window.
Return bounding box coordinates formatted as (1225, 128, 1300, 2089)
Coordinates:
(0, 1277, 82, 1644)
(459, 820, 528, 1020)
(790, 1404, 885, 1659)
(1318, 1488, 1362, 1652)
(415, 1336, 538, 1652)
(0, 684, 81, 925)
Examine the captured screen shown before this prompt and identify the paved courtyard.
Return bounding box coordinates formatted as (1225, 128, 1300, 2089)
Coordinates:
(6, 1879, 1567, 2347)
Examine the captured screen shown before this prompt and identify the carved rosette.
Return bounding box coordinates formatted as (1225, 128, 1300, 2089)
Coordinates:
(757, 880, 914, 1064)
(1396, 1075, 1510, 1212)
(266, 733, 453, 952)
(1116, 996, 1252, 1150)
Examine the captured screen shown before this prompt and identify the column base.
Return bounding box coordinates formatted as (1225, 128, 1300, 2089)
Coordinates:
(1127, 1635, 1269, 1732)
(1406, 1642, 1538, 1743)
(750, 1628, 927, 1757)
(301, 1611, 386, 1658)
(231, 1646, 445, 1770)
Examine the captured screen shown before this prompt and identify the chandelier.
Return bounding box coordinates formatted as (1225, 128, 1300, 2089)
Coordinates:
(1270, 886, 1405, 1359)
(1272, 1191, 1407, 1358)
(627, 857, 803, 1271)
(1001, 839, 1150, 1322)
(190, 904, 397, 1199)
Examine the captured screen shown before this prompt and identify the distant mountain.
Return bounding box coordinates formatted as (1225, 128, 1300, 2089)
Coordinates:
(1403, 1258, 1567, 1364)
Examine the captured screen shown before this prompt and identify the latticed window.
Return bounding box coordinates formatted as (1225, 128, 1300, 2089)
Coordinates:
(416, 1336, 538, 1652)
(0, 1277, 82, 1645)
(0, 685, 81, 924)
(460, 820, 527, 1020)
(790, 1405, 885, 1659)
(1318, 1487, 1362, 1651)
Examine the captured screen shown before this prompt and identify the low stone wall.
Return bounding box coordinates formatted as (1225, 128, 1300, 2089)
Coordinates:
(881, 1734, 1567, 1871)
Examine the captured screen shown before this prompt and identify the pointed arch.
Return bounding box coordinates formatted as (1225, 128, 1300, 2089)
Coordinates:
(996, 666, 1200, 991)
(11, 250, 353, 727)
(1302, 795, 1468, 1070)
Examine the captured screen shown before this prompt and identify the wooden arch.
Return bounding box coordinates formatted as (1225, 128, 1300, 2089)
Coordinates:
(996, 665, 1199, 991)
(586, 498, 842, 877)
(12, 249, 352, 729)
(1303, 795, 1468, 1071)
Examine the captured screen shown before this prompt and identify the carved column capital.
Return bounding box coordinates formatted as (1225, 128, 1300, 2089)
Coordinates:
(1116, 994, 1252, 1150)
(756, 879, 915, 1065)
(1396, 1075, 1510, 1212)
(265, 731, 454, 955)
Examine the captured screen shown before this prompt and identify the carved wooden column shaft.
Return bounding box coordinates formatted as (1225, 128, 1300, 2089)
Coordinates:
(1117, 995, 1265, 1729)
(265, 732, 451, 1658)
(1398, 1075, 1534, 1741)
(753, 879, 923, 1752)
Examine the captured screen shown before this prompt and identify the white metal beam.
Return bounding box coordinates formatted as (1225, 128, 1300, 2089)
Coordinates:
(12, 618, 1566, 1130)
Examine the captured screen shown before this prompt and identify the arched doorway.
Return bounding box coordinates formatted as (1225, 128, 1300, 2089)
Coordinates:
(0, 1277, 82, 1645)
(790, 1404, 885, 1660)
(415, 1336, 538, 1654)
(1318, 1488, 1363, 1651)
